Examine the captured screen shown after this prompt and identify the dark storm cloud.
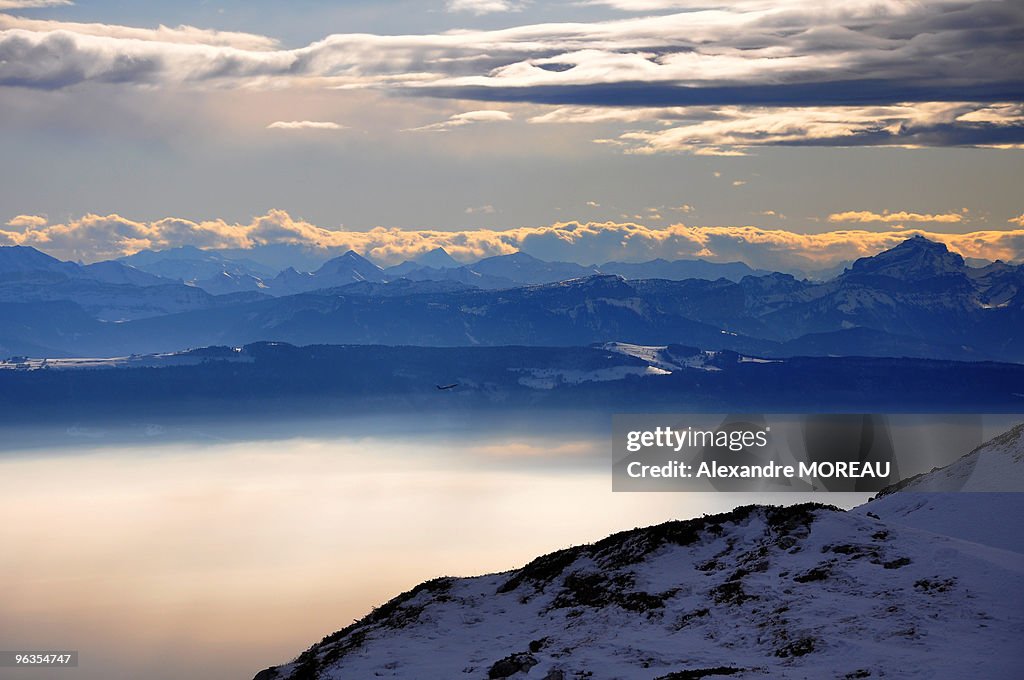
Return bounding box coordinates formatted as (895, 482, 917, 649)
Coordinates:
(411, 80, 1024, 108)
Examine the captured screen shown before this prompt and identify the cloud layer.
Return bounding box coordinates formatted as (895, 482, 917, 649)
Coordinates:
(4, 210, 1024, 271)
(1, 1, 1021, 152)
(0, 14, 280, 50)
(588, 102, 1024, 154)
(5, 1, 1021, 95)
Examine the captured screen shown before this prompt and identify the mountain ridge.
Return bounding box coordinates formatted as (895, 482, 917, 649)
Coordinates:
(4, 343, 1023, 424)
(2, 238, 1022, 361)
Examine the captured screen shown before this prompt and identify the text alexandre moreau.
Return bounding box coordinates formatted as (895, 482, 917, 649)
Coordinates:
(621, 425, 890, 481)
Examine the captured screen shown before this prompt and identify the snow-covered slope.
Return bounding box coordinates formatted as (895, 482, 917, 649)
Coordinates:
(854, 493, 1024, 555)
(0, 345, 254, 371)
(873, 423, 1024, 493)
(854, 423, 1024, 553)
(601, 342, 779, 372)
(255, 424, 1024, 680)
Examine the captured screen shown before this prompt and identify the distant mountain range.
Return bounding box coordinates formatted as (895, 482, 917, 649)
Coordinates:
(254, 425, 1024, 680)
(0, 245, 264, 322)
(119, 244, 275, 279)
(115, 245, 772, 295)
(0, 236, 1021, 362)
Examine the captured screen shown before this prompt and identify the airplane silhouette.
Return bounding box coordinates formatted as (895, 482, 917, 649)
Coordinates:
(436, 383, 458, 391)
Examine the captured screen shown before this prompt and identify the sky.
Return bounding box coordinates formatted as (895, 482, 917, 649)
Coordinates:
(0, 0, 1022, 267)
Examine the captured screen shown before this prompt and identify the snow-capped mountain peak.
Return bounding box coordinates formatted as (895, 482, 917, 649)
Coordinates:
(314, 250, 386, 283)
(844, 236, 966, 281)
(416, 247, 460, 269)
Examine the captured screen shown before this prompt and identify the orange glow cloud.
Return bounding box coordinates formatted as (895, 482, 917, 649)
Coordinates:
(3, 210, 1024, 269)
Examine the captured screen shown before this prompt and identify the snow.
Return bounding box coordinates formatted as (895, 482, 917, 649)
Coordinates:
(602, 342, 714, 372)
(263, 504, 1024, 680)
(876, 423, 1024, 493)
(602, 342, 668, 365)
(598, 297, 648, 315)
(0, 350, 253, 371)
(856, 494, 1024, 555)
(602, 341, 778, 372)
(514, 364, 669, 389)
(855, 423, 1024, 553)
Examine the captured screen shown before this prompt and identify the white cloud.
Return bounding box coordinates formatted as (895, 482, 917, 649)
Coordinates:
(267, 120, 346, 130)
(446, 0, 526, 14)
(4, 214, 47, 230)
(405, 109, 512, 132)
(0, 27, 296, 88)
(531, 101, 1020, 154)
(584, 0, 957, 13)
(465, 205, 496, 214)
(529, 106, 690, 125)
(0, 15, 280, 50)
(450, 110, 512, 124)
(599, 102, 1024, 155)
(0, 1, 73, 8)
(956, 103, 1024, 125)
(828, 210, 964, 224)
